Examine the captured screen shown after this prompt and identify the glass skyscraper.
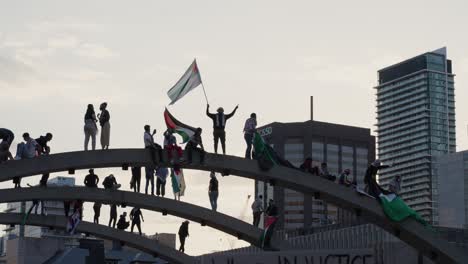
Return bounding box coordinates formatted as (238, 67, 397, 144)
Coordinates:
(375, 48, 456, 224)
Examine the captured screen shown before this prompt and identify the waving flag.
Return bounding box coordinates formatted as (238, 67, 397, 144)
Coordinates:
(167, 60, 202, 105)
(379, 193, 428, 226)
(164, 108, 197, 143)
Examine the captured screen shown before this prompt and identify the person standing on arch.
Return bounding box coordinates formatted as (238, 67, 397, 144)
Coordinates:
(130, 207, 144, 235)
(251, 195, 263, 227)
(109, 204, 118, 228)
(243, 113, 257, 159)
(178, 221, 189, 253)
(93, 202, 101, 224)
(208, 171, 219, 211)
(206, 104, 238, 154)
(84, 104, 98, 151)
(98, 102, 110, 150)
(84, 169, 99, 188)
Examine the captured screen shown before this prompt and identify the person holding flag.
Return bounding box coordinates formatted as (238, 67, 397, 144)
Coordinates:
(206, 104, 239, 155)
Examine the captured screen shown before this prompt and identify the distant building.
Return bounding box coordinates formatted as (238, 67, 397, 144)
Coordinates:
(375, 47, 456, 224)
(433, 150, 468, 228)
(256, 100, 375, 230)
(3, 176, 75, 239)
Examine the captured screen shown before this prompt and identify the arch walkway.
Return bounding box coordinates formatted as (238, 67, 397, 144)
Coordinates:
(0, 213, 195, 264)
(0, 149, 466, 263)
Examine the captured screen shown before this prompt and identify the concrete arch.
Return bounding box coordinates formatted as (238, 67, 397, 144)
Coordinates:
(0, 149, 465, 263)
(0, 213, 196, 264)
(0, 186, 287, 250)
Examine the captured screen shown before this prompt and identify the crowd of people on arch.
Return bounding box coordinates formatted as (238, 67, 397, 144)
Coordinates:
(1, 101, 408, 253)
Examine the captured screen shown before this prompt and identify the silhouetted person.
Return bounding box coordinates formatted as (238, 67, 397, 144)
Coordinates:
(27, 199, 44, 216)
(84, 169, 99, 187)
(84, 104, 98, 150)
(265, 199, 278, 217)
(35, 133, 53, 155)
(178, 221, 189, 253)
(0, 128, 14, 148)
(243, 113, 257, 159)
(206, 104, 238, 154)
(156, 167, 168, 197)
(208, 171, 219, 211)
(93, 202, 101, 224)
(144, 125, 163, 164)
(185, 128, 205, 164)
(109, 204, 118, 228)
(131, 166, 141, 193)
(98, 102, 110, 150)
(103, 174, 118, 190)
(117, 212, 130, 231)
(130, 207, 144, 235)
(39, 173, 49, 187)
(251, 195, 263, 227)
(364, 160, 390, 198)
(145, 166, 155, 196)
(0, 142, 13, 164)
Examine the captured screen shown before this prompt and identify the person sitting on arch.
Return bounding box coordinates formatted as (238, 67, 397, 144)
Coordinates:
(185, 128, 205, 164)
(0, 128, 14, 149)
(35, 133, 53, 155)
(163, 129, 183, 164)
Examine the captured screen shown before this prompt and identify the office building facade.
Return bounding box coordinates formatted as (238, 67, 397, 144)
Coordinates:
(375, 48, 456, 224)
(433, 150, 468, 228)
(256, 120, 375, 230)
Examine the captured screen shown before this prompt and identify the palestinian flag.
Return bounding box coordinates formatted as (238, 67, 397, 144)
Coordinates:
(379, 193, 428, 226)
(167, 59, 202, 105)
(171, 167, 186, 196)
(260, 216, 278, 249)
(67, 210, 81, 235)
(253, 132, 278, 171)
(164, 108, 197, 143)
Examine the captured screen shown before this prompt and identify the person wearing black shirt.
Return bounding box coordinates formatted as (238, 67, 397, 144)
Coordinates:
(0, 128, 14, 148)
(130, 207, 144, 235)
(102, 174, 118, 190)
(35, 133, 53, 155)
(206, 104, 238, 155)
(208, 171, 219, 211)
(131, 167, 141, 193)
(93, 202, 101, 224)
(117, 212, 129, 230)
(178, 221, 190, 253)
(84, 169, 99, 188)
(98, 102, 110, 150)
(109, 204, 118, 228)
(265, 199, 278, 217)
(185, 128, 205, 164)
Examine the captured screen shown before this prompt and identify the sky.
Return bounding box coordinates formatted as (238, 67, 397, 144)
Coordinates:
(1, 0, 468, 256)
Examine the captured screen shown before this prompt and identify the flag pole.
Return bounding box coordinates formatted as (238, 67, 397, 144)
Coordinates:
(201, 82, 209, 105)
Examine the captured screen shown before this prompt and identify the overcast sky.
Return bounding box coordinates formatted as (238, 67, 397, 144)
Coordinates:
(1, 0, 468, 256)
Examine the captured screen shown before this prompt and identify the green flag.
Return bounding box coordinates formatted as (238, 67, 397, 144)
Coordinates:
(379, 193, 428, 226)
